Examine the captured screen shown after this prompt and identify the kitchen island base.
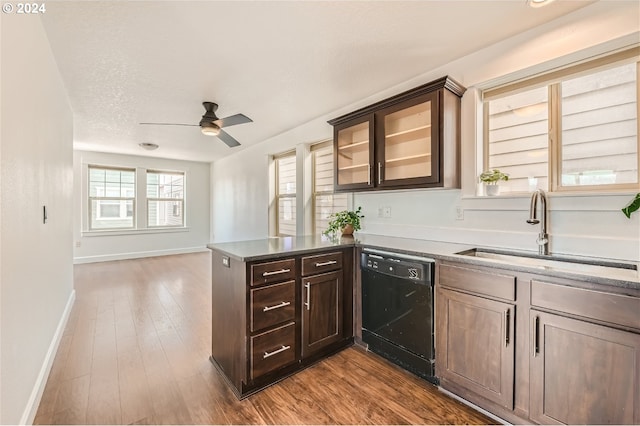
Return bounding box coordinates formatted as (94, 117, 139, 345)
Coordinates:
(209, 243, 354, 399)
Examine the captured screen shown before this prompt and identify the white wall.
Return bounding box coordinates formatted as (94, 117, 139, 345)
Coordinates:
(1, 14, 75, 425)
(73, 151, 210, 263)
(211, 1, 640, 262)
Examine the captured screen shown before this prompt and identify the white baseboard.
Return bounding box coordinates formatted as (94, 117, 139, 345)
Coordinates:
(20, 289, 76, 425)
(73, 246, 208, 264)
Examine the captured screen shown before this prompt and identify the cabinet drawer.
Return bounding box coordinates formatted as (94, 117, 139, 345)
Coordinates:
(531, 280, 640, 330)
(250, 280, 295, 332)
(301, 252, 343, 276)
(250, 258, 296, 286)
(439, 263, 516, 301)
(250, 322, 296, 380)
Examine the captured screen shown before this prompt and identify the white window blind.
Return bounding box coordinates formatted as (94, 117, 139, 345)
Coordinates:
(147, 171, 185, 227)
(312, 142, 348, 234)
(487, 87, 549, 192)
(275, 152, 297, 236)
(88, 166, 135, 230)
(484, 51, 639, 193)
(560, 63, 638, 187)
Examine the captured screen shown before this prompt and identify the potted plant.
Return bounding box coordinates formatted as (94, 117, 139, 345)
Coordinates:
(479, 169, 509, 196)
(323, 206, 364, 236)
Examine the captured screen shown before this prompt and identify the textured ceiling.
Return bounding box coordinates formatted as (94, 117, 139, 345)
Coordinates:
(40, 1, 594, 163)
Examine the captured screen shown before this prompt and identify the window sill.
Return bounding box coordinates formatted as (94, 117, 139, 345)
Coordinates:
(82, 227, 190, 237)
(462, 189, 638, 200)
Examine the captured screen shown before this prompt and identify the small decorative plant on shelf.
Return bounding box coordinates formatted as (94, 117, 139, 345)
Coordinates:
(622, 193, 640, 219)
(479, 169, 509, 196)
(323, 206, 364, 236)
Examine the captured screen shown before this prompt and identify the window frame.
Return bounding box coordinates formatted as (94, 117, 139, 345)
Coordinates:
(146, 169, 186, 228)
(88, 165, 136, 231)
(274, 150, 297, 237)
(482, 47, 640, 194)
(311, 140, 349, 235)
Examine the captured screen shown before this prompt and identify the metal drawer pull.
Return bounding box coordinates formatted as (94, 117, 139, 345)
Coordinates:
(533, 315, 540, 356)
(263, 345, 291, 359)
(262, 301, 291, 312)
(304, 282, 311, 311)
(315, 260, 337, 267)
(262, 268, 291, 277)
(505, 309, 510, 347)
(378, 162, 382, 184)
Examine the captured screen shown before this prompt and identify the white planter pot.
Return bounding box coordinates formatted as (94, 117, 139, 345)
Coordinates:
(484, 184, 500, 196)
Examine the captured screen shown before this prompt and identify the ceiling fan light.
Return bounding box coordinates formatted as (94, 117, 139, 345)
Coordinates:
(201, 123, 221, 136)
(527, 0, 555, 8)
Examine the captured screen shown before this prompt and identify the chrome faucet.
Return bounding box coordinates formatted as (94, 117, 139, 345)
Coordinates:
(527, 189, 549, 255)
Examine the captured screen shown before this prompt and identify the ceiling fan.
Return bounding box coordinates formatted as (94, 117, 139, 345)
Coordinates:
(140, 101, 252, 147)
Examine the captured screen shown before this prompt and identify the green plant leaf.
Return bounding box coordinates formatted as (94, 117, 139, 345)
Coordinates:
(621, 193, 640, 219)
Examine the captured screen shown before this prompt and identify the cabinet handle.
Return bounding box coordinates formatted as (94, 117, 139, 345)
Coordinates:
(315, 260, 337, 267)
(533, 315, 540, 356)
(378, 162, 382, 185)
(367, 164, 371, 185)
(262, 301, 291, 312)
(263, 345, 291, 359)
(505, 309, 510, 347)
(304, 282, 311, 311)
(262, 268, 291, 277)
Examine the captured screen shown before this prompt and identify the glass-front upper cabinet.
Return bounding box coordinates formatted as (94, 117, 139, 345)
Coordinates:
(329, 76, 465, 192)
(376, 92, 438, 188)
(334, 116, 374, 190)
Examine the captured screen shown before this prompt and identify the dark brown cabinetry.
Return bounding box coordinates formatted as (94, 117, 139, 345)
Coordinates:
(329, 76, 465, 192)
(436, 260, 640, 425)
(210, 247, 353, 398)
(301, 252, 344, 356)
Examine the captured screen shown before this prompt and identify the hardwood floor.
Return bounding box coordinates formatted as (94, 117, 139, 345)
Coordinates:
(34, 252, 492, 425)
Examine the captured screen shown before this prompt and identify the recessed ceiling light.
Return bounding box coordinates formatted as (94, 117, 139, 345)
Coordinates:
(527, 0, 555, 7)
(139, 142, 159, 150)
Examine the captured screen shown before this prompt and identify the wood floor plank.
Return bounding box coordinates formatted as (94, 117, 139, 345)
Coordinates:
(50, 374, 91, 425)
(176, 373, 229, 425)
(117, 344, 155, 425)
(34, 252, 492, 425)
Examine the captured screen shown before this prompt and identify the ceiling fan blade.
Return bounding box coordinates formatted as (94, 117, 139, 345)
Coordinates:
(214, 113, 253, 128)
(217, 129, 241, 148)
(139, 122, 199, 127)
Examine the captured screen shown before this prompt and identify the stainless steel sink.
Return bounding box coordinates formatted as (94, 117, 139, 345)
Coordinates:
(456, 248, 639, 280)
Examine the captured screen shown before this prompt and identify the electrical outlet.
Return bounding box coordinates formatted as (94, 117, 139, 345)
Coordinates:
(383, 207, 391, 218)
(378, 207, 384, 218)
(455, 206, 464, 220)
(75, 241, 81, 248)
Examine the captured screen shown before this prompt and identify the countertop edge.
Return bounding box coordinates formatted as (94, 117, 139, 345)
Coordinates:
(207, 237, 640, 291)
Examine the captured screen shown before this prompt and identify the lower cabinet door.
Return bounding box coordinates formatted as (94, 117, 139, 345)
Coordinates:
(436, 288, 515, 409)
(530, 311, 640, 425)
(302, 271, 343, 357)
(250, 322, 296, 380)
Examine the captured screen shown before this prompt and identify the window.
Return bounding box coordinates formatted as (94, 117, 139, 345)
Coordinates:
(312, 142, 348, 234)
(147, 171, 185, 227)
(484, 50, 639, 193)
(275, 151, 297, 236)
(88, 166, 135, 230)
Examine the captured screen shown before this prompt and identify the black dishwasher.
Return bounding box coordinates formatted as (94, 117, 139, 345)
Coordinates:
(361, 249, 437, 384)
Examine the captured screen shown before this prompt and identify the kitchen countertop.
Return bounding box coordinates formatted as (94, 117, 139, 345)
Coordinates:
(207, 234, 640, 290)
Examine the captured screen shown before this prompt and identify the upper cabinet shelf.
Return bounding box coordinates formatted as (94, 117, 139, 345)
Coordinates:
(328, 76, 466, 192)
